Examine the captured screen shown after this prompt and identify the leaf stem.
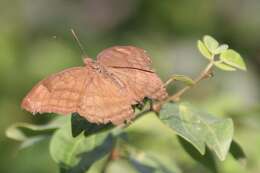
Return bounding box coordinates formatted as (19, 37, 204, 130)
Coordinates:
(152, 60, 215, 112)
(167, 60, 214, 102)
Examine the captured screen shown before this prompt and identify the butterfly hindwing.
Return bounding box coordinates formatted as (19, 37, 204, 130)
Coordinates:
(106, 68, 168, 102)
(78, 70, 135, 125)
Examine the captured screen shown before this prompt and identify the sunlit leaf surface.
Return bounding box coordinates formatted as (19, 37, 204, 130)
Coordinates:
(214, 61, 237, 71)
(203, 35, 219, 53)
(159, 102, 234, 161)
(50, 123, 115, 172)
(220, 49, 247, 71)
(197, 40, 212, 59)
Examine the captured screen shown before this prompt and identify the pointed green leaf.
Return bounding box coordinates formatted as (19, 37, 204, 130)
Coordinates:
(197, 40, 212, 59)
(159, 103, 205, 154)
(178, 137, 217, 173)
(214, 62, 237, 71)
(20, 136, 48, 149)
(5, 117, 65, 141)
(220, 49, 247, 70)
(125, 144, 179, 173)
(203, 35, 219, 53)
(50, 123, 114, 171)
(214, 44, 229, 54)
(171, 74, 195, 86)
(5, 116, 67, 149)
(159, 102, 234, 161)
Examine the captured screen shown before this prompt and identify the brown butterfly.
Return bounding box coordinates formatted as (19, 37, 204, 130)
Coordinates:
(21, 46, 168, 125)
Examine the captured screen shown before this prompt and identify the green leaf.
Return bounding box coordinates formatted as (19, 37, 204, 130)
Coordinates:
(6, 116, 67, 141)
(170, 75, 195, 86)
(159, 102, 234, 161)
(19, 136, 49, 149)
(178, 137, 217, 173)
(129, 156, 177, 173)
(125, 146, 178, 173)
(214, 61, 237, 71)
(128, 158, 157, 173)
(49, 123, 114, 172)
(70, 135, 114, 173)
(5, 116, 66, 141)
(106, 160, 138, 173)
(214, 44, 229, 54)
(5, 116, 67, 148)
(203, 35, 219, 53)
(159, 103, 205, 154)
(71, 113, 114, 137)
(220, 49, 247, 71)
(197, 40, 212, 59)
(229, 140, 247, 166)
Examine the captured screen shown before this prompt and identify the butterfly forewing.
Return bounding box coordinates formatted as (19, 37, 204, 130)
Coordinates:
(98, 46, 167, 101)
(97, 46, 152, 71)
(21, 67, 89, 115)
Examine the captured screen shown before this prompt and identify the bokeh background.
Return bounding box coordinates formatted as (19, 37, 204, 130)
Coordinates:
(0, 0, 260, 173)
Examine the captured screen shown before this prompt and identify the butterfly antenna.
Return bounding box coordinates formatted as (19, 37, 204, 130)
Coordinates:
(70, 29, 87, 57)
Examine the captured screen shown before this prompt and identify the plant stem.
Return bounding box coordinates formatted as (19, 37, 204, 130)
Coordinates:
(167, 61, 214, 102)
(152, 60, 214, 111)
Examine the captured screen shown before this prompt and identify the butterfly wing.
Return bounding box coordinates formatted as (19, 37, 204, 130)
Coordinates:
(97, 45, 167, 102)
(78, 70, 135, 125)
(97, 46, 152, 71)
(21, 67, 89, 115)
(106, 68, 168, 102)
(22, 46, 167, 125)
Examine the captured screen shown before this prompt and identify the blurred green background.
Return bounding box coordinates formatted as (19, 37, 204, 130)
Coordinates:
(0, 0, 260, 173)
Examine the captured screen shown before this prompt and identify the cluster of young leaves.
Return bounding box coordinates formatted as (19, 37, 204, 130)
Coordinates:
(6, 35, 247, 173)
(198, 35, 246, 71)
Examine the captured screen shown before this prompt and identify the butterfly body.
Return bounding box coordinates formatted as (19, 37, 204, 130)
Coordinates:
(22, 46, 168, 125)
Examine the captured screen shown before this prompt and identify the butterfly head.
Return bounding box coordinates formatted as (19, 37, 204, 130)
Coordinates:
(83, 57, 102, 71)
(83, 58, 94, 66)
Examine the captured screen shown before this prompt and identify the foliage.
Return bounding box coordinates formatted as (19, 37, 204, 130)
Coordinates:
(6, 35, 248, 173)
(197, 35, 246, 71)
